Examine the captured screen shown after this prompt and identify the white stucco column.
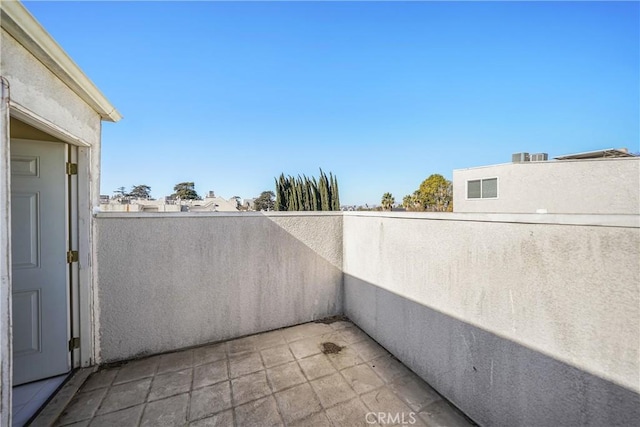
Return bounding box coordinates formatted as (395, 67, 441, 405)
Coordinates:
(0, 76, 13, 427)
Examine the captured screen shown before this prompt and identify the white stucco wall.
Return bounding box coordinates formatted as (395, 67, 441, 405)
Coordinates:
(95, 213, 343, 363)
(0, 77, 12, 427)
(0, 29, 102, 147)
(343, 212, 640, 426)
(453, 158, 640, 214)
(1, 5, 119, 425)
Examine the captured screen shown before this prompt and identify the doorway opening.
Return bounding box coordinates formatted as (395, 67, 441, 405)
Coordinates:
(10, 116, 84, 425)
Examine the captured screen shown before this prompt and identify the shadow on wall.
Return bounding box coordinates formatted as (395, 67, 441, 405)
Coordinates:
(96, 215, 343, 363)
(344, 274, 640, 427)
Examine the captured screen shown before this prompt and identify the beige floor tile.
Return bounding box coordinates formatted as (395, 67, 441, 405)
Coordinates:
(234, 396, 284, 427)
(112, 357, 159, 385)
(289, 336, 323, 359)
(341, 363, 385, 394)
(329, 320, 352, 331)
(193, 343, 227, 366)
(251, 330, 287, 350)
(367, 355, 411, 384)
(283, 323, 332, 342)
(96, 378, 151, 415)
(79, 369, 118, 393)
(274, 382, 322, 424)
(361, 387, 414, 418)
(326, 346, 363, 371)
(338, 325, 370, 344)
(388, 374, 442, 412)
(157, 350, 194, 374)
(266, 361, 307, 392)
(53, 321, 472, 427)
(325, 397, 376, 427)
(287, 410, 332, 427)
(229, 352, 263, 378)
(227, 336, 257, 356)
(231, 371, 272, 406)
(148, 368, 192, 401)
(188, 409, 233, 427)
(189, 381, 232, 421)
(316, 331, 349, 348)
(193, 360, 228, 389)
(140, 393, 189, 427)
(88, 404, 143, 427)
(58, 420, 90, 427)
(310, 372, 357, 408)
(298, 353, 337, 381)
(56, 388, 107, 425)
(350, 338, 389, 362)
(418, 399, 473, 427)
(260, 345, 294, 368)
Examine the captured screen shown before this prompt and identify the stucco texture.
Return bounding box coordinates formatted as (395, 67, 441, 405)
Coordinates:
(0, 29, 100, 146)
(95, 214, 343, 363)
(343, 213, 640, 426)
(453, 158, 640, 214)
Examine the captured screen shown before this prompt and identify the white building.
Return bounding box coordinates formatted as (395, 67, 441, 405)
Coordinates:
(99, 195, 241, 212)
(453, 149, 639, 215)
(0, 2, 120, 424)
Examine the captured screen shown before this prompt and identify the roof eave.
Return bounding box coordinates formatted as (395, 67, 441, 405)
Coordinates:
(0, 1, 121, 122)
(554, 148, 635, 160)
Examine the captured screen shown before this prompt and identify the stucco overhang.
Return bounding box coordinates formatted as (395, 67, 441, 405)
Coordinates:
(0, 0, 121, 122)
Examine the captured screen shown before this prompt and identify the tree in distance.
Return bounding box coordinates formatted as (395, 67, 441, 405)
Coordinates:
(402, 194, 413, 209)
(254, 191, 275, 211)
(172, 182, 200, 200)
(113, 186, 127, 199)
(275, 169, 340, 211)
(381, 192, 395, 211)
(129, 184, 151, 199)
(404, 174, 452, 212)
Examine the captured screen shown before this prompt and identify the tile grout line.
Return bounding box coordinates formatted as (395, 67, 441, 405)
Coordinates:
(186, 353, 197, 426)
(258, 342, 288, 426)
(323, 339, 372, 420)
(224, 342, 239, 427)
(134, 357, 160, 427)
(50, 321, 466, 427)
(290, 345, 327, 426)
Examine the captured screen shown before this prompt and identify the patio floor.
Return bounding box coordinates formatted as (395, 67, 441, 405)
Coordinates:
(52, 320, 473, 426)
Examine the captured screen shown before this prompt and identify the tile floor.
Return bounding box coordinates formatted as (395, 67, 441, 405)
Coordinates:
(13, 374, 68, 427)
(52, 320, 473, 426)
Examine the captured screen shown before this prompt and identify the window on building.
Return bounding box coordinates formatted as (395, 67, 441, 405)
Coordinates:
(467, 178, 498, 199)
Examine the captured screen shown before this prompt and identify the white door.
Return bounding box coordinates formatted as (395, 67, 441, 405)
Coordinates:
(11, 139, 69, 385)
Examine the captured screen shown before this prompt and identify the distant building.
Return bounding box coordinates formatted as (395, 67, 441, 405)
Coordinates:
(100, 192, 242, 213)
(453, 148, 639, 215)
(242, 198, 256, 211)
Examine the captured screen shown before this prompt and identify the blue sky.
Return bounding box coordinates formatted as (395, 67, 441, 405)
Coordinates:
(23, 1, 639, 205)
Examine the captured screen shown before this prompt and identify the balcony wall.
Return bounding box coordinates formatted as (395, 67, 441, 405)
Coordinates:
(343, 212, 640, 426)
(95, 212, 343, 363)
(95, 211, 639, 426)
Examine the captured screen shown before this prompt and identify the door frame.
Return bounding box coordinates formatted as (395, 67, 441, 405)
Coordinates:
(8, 103, 96, 371)
(1, 76, 12, 427)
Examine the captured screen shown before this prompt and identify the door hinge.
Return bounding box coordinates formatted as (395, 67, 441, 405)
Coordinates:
(69, 337, 80, 351)
(66, 162, 78, 175)
(67, 250, 79, 263)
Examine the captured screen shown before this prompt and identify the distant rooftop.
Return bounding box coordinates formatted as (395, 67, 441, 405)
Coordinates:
(554, 148, 636, 160)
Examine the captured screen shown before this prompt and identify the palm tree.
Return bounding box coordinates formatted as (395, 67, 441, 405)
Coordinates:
(381, 192, 395, 211)
(402, 195, 412, 210)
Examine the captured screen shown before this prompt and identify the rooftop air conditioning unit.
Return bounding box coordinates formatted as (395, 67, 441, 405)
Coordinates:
(530, 153, 549, 162)
(512, 152, 530, 163)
